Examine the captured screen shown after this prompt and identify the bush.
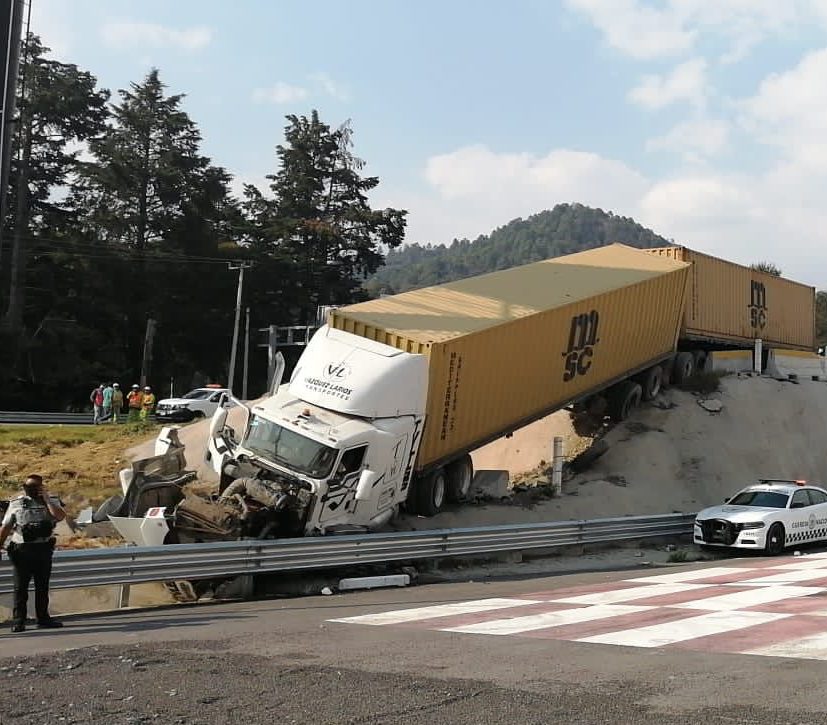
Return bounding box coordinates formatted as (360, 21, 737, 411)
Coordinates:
(677, 370, 728, 395)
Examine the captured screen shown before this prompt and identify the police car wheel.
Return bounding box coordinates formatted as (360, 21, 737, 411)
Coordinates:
(765, 523, 785, 555)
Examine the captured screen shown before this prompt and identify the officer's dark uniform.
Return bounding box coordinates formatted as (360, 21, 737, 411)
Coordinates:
(2, 494, 61, 627)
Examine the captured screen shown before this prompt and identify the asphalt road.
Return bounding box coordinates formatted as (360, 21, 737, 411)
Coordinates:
(2, 555, 827, 724)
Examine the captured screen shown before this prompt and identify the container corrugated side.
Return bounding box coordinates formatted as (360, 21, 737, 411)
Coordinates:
(648, 246, 815, 350)
(414, 267, 689, 469)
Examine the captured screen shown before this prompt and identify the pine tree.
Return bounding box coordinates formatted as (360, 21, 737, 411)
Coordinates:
(1, 34, 109, 329)
(245, 111, 407, 321)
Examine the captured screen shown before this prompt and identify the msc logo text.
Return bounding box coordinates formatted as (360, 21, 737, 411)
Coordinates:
(748, 280, 767, 331)
(563, 310, 600, 382)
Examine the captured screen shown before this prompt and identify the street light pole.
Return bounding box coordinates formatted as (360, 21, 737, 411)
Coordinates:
(227, 262, 251, 393)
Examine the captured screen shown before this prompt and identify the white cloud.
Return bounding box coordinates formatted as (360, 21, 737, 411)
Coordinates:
(629, 59, 708, 110)
(740, 47, 827, 164)
(565, 0, 694, 60)
(100, 21, 213, 52)
(310, 72, 350, 101)
(403, 144, 647, 244)
(395, 140, 827, 287)
(252, 82, 309, 104)
(647, 118, 730, 159)
(566, 0, 804, 62)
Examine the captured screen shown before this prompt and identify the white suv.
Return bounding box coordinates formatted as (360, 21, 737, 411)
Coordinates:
(155, 387, 230, 423)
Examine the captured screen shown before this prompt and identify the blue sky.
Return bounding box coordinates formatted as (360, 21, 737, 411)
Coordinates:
(34, 0, 827, 286)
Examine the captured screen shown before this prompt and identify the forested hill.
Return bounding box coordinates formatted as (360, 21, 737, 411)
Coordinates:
(368, 204, 672, 294)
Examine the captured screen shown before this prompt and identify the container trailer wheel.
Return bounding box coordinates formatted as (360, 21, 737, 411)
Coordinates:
(607, 381, 642, 422)
(446, 454, 474, 502)
(672, 352, 695, 384)
(637, 365, 663, 401)
(692, 350, 707, 372)
(414, 469, 448, 516)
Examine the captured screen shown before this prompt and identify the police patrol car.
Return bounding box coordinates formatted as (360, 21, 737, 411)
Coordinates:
(694, 479, 827, 555)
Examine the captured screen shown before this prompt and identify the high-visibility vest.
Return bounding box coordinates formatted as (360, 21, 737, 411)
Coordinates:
(128, 391, 143, 409)
(142, 393, 156, 410)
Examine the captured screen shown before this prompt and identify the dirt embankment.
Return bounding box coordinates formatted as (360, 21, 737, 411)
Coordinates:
(407, 375, 827, 529)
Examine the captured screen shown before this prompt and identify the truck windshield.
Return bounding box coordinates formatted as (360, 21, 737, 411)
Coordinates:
(244, 414, 337, 479)
(728, 491, 789, 508)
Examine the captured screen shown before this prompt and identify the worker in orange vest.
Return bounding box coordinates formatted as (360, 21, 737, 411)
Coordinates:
(127, 384, 143, 423)
(140, 386, 156, 421)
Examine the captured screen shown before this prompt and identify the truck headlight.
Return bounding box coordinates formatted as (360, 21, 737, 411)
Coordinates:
(739, 522, 765, 530)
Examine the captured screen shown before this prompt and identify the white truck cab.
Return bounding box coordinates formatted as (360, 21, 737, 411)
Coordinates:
(207, 326, 429, 534)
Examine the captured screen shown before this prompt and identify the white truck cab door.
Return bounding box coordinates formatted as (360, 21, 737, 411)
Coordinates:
(205, 405, 232, 476)
(318, 444, 368, 525)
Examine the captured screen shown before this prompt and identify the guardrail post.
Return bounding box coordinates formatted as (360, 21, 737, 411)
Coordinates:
(552, 437, 564, 496)
(118, 584, 131, 608)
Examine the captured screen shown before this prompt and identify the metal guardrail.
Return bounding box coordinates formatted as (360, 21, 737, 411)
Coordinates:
(0, 513, 695, 596)
(0, 411, 129, 425)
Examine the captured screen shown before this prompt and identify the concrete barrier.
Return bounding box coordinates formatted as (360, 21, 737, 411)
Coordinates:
(766, 349, 827, 382)
(706, 349, 753, 374)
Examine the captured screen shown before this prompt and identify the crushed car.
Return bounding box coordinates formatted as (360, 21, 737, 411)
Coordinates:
(694, 479, 827, 555)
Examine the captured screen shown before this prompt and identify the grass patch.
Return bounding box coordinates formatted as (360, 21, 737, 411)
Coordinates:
(677, 369, 729, 395)
(667, 549, 689, 563)
(0, 422, 161, 512)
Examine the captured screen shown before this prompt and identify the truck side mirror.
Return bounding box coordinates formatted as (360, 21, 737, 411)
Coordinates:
(355, 469, 380, 501)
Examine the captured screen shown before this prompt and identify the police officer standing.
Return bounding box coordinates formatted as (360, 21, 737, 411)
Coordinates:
(0, 474, 66, 633)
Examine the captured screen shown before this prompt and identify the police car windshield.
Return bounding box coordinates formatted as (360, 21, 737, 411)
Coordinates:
(728, 490, 790, 508)
(182, 390, 213, 400)
(243, 414, 337, 479)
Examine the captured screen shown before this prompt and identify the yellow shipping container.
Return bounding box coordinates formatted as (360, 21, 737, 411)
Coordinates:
(648, 246, 815, 351)
(330, 244, 690, 470)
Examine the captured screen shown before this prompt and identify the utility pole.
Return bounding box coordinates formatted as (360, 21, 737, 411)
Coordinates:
(242, 306, 250, 400)
(227, 262, 251, 393)
(139, 318, 156, 388)
(0, 0, 25, 275)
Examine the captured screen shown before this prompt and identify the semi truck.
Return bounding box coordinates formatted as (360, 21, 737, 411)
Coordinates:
(107, 243, 816, 550)
(157, 244, 692, 540)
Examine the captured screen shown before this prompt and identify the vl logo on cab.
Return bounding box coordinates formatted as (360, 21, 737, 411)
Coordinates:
(324, 362, 351, 380)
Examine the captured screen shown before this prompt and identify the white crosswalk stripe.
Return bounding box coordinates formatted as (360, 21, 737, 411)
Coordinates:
(673, 585, 821, 611)
(625, 567, 747, 584)
(328, 554, 827, 660)
(440, 604, 653, 636)
(328, 598, 543, 626)
(578, 610, 788, 647)
(548, 582, 708, 605)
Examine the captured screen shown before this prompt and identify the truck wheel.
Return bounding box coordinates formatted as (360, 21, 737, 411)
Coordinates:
(607, 381, 642, 422)
(672, 352, 695, 384)
(446, 454, 474, 502)
(415, 469, 447, 516)
(637, 365, 663, 401)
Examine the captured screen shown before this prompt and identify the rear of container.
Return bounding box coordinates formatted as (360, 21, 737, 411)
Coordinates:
(331, 244, 690, 473)
(648, 246, 815, 351)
